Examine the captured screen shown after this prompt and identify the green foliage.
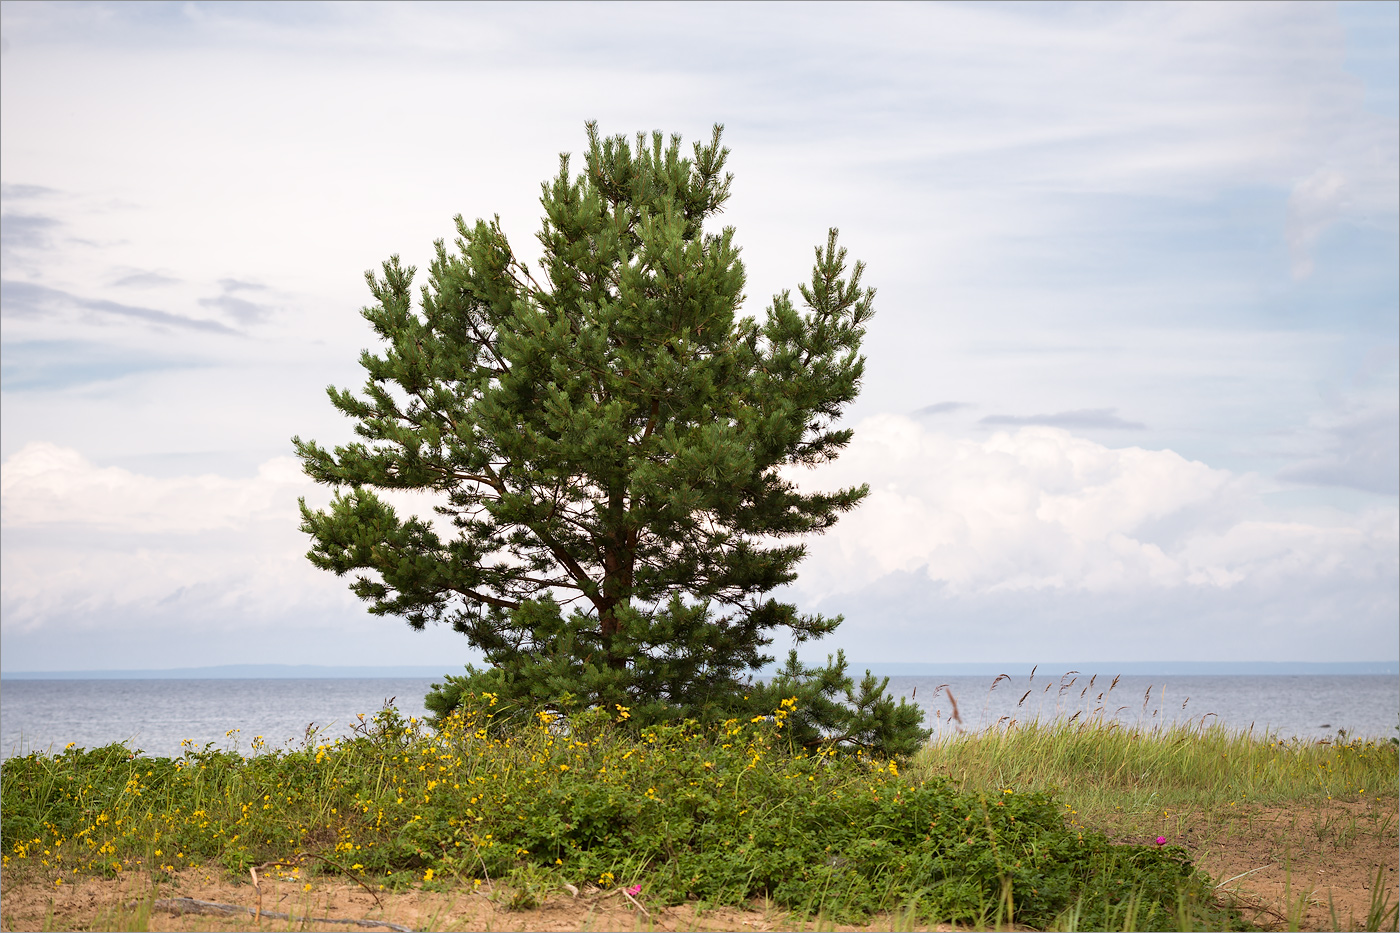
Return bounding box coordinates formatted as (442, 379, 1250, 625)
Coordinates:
(748, 649, 931, 757)
(424, 648, 928, 757)
(2, 698, 1245, 930)
(293, 123, 924, 755)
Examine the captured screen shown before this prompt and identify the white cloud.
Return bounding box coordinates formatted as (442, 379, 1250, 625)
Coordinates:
(1, 442, 323, 634)
(2, 427, 1395, 668)
(0, 442, 460, 642)
(790, 416, 1397, 602)
(1, 441, 305, 532)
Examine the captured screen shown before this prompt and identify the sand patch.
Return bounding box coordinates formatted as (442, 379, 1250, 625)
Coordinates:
(0, 868, 956, 932)
(1109, 794, 1398, 931)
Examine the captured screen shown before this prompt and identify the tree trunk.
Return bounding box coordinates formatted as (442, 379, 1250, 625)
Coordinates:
(598, 482, 634, 670)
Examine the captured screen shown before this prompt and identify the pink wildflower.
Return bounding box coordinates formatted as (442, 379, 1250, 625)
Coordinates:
(1155, 836, 1167, 845)
(626, 884, 643, 897)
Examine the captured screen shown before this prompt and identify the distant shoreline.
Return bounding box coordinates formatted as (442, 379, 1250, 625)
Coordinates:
(2, 660, 1396, 680)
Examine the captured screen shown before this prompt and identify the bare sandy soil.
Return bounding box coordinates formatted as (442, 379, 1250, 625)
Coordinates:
(1175, 796, 1398, 932)
(1100, 794, 1398, 931)
(2, 795, 1395, 932)
(0, 873, 913, 933)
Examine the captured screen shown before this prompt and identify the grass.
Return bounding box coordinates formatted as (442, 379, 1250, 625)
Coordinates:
(1, 695, 1260, 931)
(909, 716, 1398, 831)
(909, 715, 1398, 931)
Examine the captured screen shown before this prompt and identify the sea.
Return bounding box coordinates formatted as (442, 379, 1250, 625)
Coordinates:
(3, 671, 1397, 760)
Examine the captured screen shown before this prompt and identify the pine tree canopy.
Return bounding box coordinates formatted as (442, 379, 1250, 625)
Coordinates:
(294, 124, 928, 755)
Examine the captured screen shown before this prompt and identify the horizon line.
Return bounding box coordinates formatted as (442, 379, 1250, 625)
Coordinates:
(3, 660, 1396, 680)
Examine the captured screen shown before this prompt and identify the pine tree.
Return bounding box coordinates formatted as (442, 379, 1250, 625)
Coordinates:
(294, 124, 928, 755)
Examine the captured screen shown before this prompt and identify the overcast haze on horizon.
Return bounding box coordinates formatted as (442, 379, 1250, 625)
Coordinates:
(2, 1, 1396, 674)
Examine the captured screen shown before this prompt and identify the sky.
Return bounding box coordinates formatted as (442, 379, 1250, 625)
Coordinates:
(1, 1, 1396, 673)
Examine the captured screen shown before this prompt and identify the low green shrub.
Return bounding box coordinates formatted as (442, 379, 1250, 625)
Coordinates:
(2, 696, 1246, 930)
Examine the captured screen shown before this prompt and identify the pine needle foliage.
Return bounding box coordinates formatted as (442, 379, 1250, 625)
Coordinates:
(293, 124, 926, 754)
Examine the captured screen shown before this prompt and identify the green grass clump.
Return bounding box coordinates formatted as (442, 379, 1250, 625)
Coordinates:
(3, 696, 1245, 930)
(911, 718, 1400, 825)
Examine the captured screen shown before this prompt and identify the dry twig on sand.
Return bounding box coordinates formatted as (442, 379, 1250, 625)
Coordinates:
(144, 896, 415, 932)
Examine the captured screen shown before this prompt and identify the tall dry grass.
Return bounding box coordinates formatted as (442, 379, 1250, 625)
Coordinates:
(910, 713, 1398, 828)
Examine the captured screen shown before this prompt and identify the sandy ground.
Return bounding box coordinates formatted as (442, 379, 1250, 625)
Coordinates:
(2, 795, 1395, 932)
(1100, 794, 1399, 932)
(1175, 796, 1398, 932)
(0, 874, 911, 933)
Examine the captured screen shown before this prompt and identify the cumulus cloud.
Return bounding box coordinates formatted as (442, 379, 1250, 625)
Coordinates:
(0, 443, 479, 670)
(2, 429, 1395, 668)
(1, 444, 318, 634)
(810, 557, 1397, 663)
(790, 416, 1397, 603)
(1, 442, 306, 533)
(0, 443, 450, 640)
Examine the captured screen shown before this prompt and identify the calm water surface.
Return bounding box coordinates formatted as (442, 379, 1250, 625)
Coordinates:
(2, 674, 1396, 759)
(886, 673, 1399, 743)
(1, 678, 437, 759)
